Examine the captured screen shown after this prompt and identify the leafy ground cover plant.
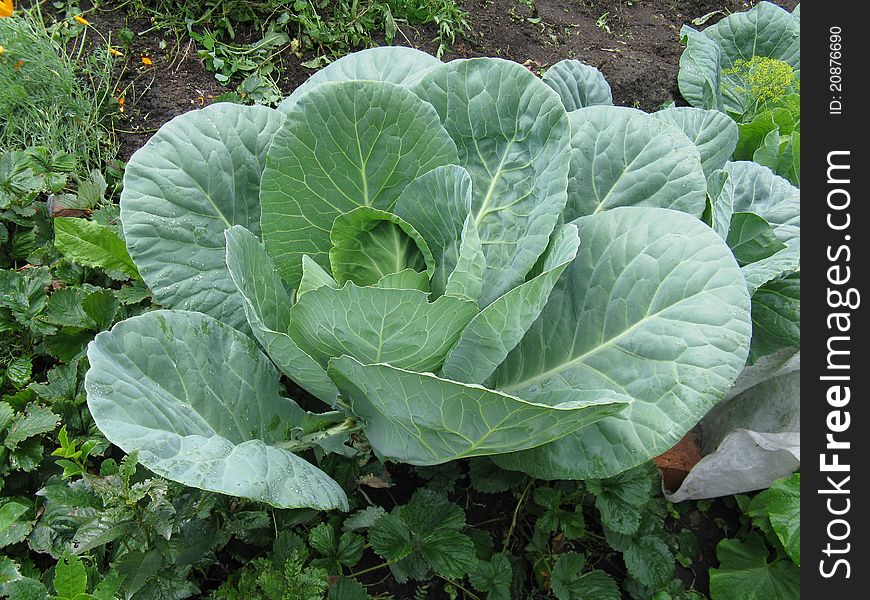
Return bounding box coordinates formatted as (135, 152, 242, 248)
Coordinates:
(709, 472, 799, 600)
(83, 45, 755, 514)
(0, 11, 117, 172)
(678, 2, 800, 186)
(208, 458, 708, 599)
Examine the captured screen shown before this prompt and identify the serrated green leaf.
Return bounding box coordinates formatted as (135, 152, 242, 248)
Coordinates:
(309, 522, 337, 556)
(327, 576, 370, 600)
(261, 80, 458, 288)
(0, 555, 22, 584)
(624, 535, 674, 590)
(11, 229, 38, 261)
(413, 58, 570, 306)
(468, 458, 526, 494)
(91, 570, 123, 600)
(766, 473, 800, 566)
(5, 438, 43, 473)
(85, 310, 347, 510)
(42, 328, 92, 363)
(53, 554, 87, 599)
(40, 288, 94, 329)
(469, 553, 512, 600)
(0, 402, 13, 433)
(53, 218, 139, 280)
(570, 571, 620, 600)
(388, 552, 430, 584)
(309, 523, 365, 574)
(370, 491, 477, 580)
(422, 527, 478, 579)
(112, 549, 163, 596)
(401, 490, 476, 579)
(709, 533, 799, 600)
(121, 103, 283, 330)
(335, 531, 365, 568)
(113, 283, 150, 306)
(343, 506, 387, 531)
(552, 553, 620, 600)
(81, 290, 120, 332)
(369, 513, 414, 564)
(2, 577, 50, 600)
(329, 356, 630, 465)
(750, 473, 800, 566)
(0, 500, 32, 547)
(5, 356, 32, 388)
(0, 269, 52, 334)
(4, 404, 58, 449)
(41, 287, 95, 329)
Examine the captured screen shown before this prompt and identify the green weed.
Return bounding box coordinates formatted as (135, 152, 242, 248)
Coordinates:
(0, 12, 117, 172)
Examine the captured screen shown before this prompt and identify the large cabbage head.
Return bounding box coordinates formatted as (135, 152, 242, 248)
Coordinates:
(85, 47, 753, 510)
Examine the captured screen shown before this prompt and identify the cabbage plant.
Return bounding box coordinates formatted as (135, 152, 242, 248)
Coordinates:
(85, 47, 754, 510)
(678, 1, 801, 185)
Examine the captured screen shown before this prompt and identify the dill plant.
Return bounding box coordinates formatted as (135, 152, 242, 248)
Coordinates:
(0, 12, 116, 172)
(722, 56, 799, 121)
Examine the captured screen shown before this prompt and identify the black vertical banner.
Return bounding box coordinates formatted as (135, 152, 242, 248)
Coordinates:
(803, 2, 866, 596)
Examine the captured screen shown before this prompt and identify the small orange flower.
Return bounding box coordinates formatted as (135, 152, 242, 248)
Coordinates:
(141, 56, 153, 66)
(13, 59, 24, 70)
(73, 14, 89, 26)
(109, 47, 123, 57)
(1, 0, 14, 18)
(117, 96, 125, 113)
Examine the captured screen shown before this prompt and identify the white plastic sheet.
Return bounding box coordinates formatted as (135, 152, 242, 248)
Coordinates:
(665, 350, 800, 502)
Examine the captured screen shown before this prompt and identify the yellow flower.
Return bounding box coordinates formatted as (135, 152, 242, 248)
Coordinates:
(74, 14, 89, 26)
(141, 56, 153, 66)
(1, 0, 14, 18)
(0, 46, 5, 56)
(109, 47, 123, 57)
